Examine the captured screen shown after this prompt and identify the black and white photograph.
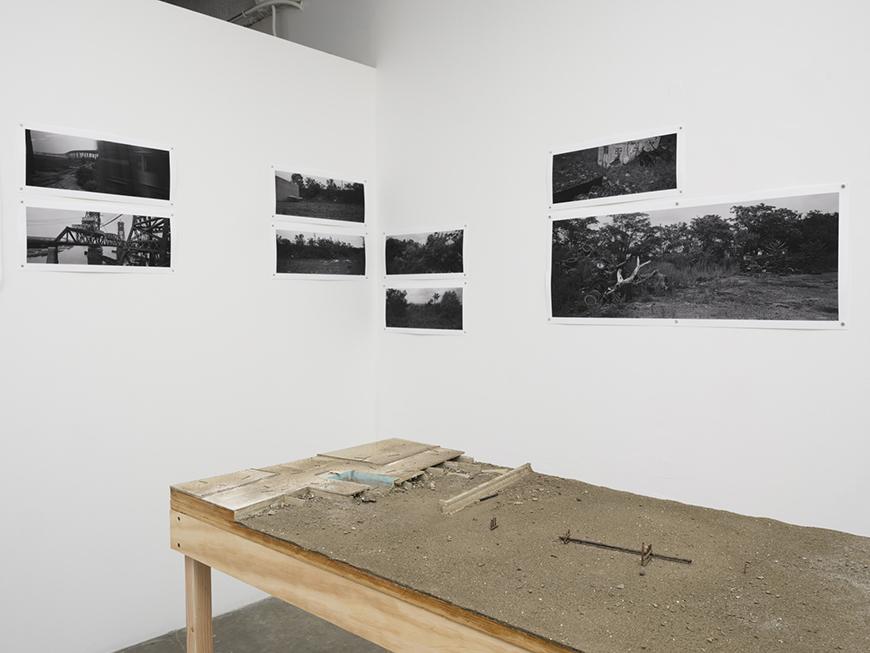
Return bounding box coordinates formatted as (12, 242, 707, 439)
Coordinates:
(551, 192, 840, 322)
(275, 229, 365, 275)
(25, 129, 171, 200)
(385, 229, 464, 275)
(385, 286, 463, 330)
(552, 131, 679, 206)
(26, 207, 172, 268)
(275, 170, 365, 223)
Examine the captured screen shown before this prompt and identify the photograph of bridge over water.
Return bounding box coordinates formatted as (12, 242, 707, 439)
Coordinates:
(26, 129, 171, 200)
(552, 131, 679, 206)
(551, 192, 840, 322)
(275, 170, 364, 223)
(275, 229, 365, 275)
(26, 207, 172, 268)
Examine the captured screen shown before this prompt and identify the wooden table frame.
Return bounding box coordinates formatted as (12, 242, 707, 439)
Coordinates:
(170, 488, 580, 653)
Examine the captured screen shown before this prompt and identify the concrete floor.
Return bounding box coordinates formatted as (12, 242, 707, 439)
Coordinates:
(116, 598, 386, 653)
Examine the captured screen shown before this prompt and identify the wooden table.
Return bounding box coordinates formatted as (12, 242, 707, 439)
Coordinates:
(170, 439, 577, 653)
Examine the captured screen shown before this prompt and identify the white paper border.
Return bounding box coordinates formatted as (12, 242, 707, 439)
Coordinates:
(548, 125, 685, 211)
(20, 196, 175, 275)
(547, 183, 848, 330)
(272, 163, 367, 230)
(272, 222, 368, 281)
(383, 280, 467, 335)
(382, 224, 467, 280)
(20, 122, 174, 207)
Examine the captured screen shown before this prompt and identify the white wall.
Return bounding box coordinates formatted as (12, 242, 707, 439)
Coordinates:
(373, 0, 870, 536)
(0, 2, 376, 651)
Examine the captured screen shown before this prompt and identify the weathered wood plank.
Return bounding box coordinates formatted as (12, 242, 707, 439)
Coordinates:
(381, 446, 464, 482)
(440, 464, 534, 515)
(308, 478, 372, 498)
(257, 456, 342, 475)
(320, 438, 437, 466)
(174, 469, 275, 498)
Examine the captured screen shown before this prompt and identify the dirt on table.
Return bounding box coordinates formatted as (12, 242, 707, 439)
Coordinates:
(241, 466, 870, 653)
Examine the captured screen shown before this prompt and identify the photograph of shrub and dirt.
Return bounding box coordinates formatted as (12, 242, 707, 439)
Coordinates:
(552, 132, 678, 204)
(551, 192, 839, 321)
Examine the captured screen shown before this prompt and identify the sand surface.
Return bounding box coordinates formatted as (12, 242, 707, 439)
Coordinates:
(242, 466, 870, 652)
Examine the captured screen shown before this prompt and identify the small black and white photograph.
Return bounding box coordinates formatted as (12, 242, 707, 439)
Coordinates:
(385, 229, 464, 275)
(552, 131, 679, 206)
(275, 170, 365, 223)
(275, 229, 365, 275)
(385, 286, 463, 330)
(26, 207, 172, 268)
(25, 129, 171, 200)
(551, 192, 840, 322)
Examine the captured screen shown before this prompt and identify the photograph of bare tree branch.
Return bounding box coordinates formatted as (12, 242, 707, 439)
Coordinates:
(552, 132, 678, 206)
(385, 287, 463, 330)
(385, 229, 463, 275)
(551, 192, 840, 321)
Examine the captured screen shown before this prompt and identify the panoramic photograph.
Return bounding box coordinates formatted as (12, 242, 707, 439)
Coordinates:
(385, 286, 463, 330)
(275, 170, 365, 223)
(552, 132, 678, 205)
(25, 129, 171, 200)
(275, 229, 365, 275)
(385, 229, 464, 275)
(551, 192, 839, 321)
(26, 207, 172, 268)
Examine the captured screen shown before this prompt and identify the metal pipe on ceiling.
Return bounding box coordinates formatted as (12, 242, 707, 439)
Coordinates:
(229, 0, 303, 29)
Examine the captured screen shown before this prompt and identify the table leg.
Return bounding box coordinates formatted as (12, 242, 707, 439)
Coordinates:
(185, 556, 213, 653)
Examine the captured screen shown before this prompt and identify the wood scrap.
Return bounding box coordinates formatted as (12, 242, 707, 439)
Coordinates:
(440, 463, 533, 515)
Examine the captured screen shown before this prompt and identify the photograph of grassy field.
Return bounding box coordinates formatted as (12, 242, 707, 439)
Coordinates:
(552, 132, 677, 205)
(385, 287, 463, 330)
(385, 229, 463, 275)
(551, 192, 840, 322)
(275, 229, 365, 276)
(275, 170, 364, 223)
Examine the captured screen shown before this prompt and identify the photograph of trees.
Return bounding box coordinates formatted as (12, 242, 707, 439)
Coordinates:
(551, 193, 839, 321)
(276, 229, 365, 275)
(275, 171, 364, 223)
(552, 132, 677, 205)
(385, 229, 463, 275)
(385, 287, 463, 330)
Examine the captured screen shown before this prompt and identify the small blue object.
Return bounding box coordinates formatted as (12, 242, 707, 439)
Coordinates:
(328, 470, 397, 487)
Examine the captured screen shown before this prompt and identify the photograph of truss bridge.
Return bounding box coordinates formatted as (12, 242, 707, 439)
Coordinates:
(26, 207, 172, 268)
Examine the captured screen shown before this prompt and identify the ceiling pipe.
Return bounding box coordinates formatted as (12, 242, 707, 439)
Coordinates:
(229, 0, 303, 30)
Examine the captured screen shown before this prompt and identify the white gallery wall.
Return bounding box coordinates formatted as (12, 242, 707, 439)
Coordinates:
(373, 0, 870, 537)
(0, 1, 376, 652)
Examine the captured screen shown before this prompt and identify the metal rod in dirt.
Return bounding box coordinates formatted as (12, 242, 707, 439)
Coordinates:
(559, 532, 692, 565)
